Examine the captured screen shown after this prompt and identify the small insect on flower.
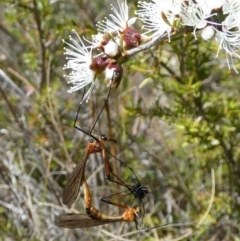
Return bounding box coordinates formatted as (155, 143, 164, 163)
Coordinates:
(63, 30, 110, 103)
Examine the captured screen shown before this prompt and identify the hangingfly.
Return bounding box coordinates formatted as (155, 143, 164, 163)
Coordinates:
(56, 175, 140, 229)
(82, 176, 140, 222)
(62, 135, 149, 214)
(62, 135, 115, 207)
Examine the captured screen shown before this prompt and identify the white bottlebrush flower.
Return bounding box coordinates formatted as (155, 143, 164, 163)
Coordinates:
(63, 30, 108, 103)
(97, 0, 146, 50)
(215, 12, 240, 72)
(195, 0, 224, 13)
(97, 0, 136, 34)
(136, 0, 179, 41)
(208, 0, 224, 10)
(222, 0, 240, 14)
(180, 1, 218, 39)
(215, 31, 240, 73)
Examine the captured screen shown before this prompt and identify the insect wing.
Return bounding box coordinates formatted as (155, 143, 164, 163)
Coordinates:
(62, 149, 89, 207)
(55, 213, 122, 229)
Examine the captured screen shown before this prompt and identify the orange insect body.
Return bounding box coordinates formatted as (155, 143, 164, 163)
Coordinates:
(62, 136, 110, 207)
(56, 176, 140, 229)
(82, 176, 139, 222)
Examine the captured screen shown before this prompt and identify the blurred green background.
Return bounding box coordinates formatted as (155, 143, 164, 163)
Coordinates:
(0, 0, 240, 240)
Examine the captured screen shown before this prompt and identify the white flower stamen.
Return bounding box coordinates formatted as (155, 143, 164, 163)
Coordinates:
(136, 0, 178, 41)
(97, 0, 136, 34)
(180, 1, 218, 39)
(63, 30, 98, 103)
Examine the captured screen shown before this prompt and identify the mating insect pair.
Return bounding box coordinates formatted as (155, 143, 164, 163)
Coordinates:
(57, 81, 149, 228)
(57, 135, 148, 228)
(56, 173, 141, 228)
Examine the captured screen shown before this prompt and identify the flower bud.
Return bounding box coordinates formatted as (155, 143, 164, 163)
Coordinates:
(105, 62, 123, 88)
(89, 56, 110, 74)
(103, 40, 121, 58)
(201, 25, 216, 41)
(92, 34, 109, 48)
(121, 27, 142, 50)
